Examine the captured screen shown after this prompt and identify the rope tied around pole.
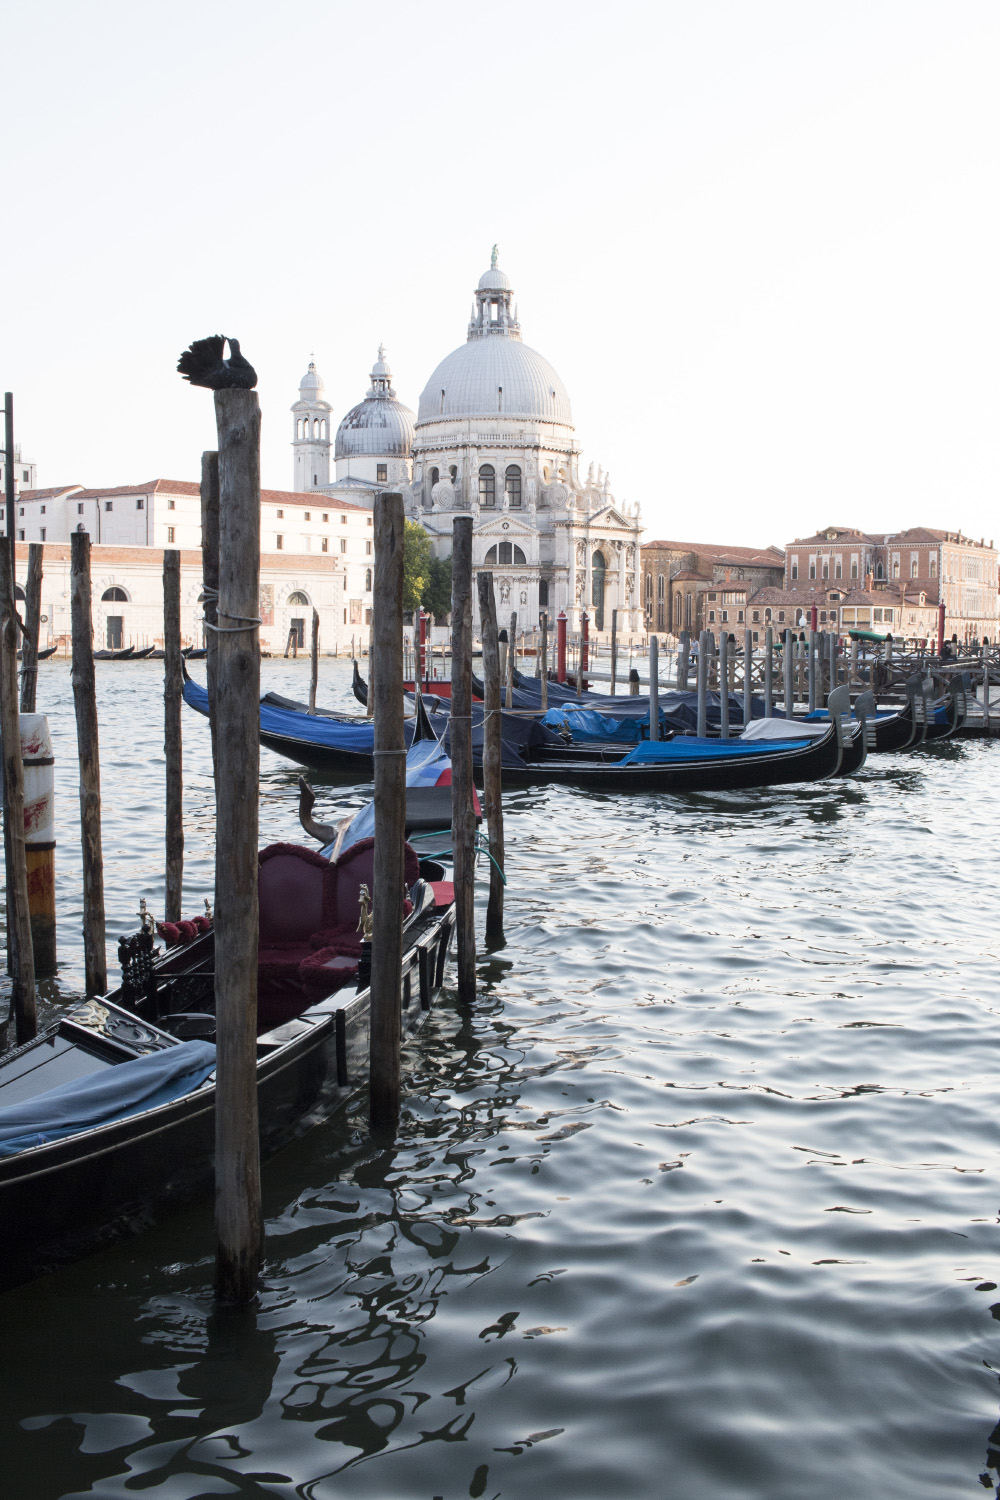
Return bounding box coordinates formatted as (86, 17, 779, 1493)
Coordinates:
(199, 584, 262, 634)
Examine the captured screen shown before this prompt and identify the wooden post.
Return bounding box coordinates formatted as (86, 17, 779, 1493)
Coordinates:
(719, 632, 730, 738)
(556, 610, 567, 681)
(370, 493, 406, 1131)
(677, 629, 690, 690)
(200, 451, 221, 776)
(0, 540, 36, 1041)
(807, 630, 817, 712)
(211, 389, 263, 1304)
(163, 550, 183, 923)
(610, 608, 618, 695)
(477, 572, 505, 947)
(498, 628, 508, 690)
(696, 630, 710, 736)
(850, 635, 859, 687)
(648, 633, 660, 741)
(70, 533, 107, 996)
(764, 625, 774, 716)
(19, 542, 43, 714)
(505, 610, 517, 708)
(539, 611, 548, 710)
(308, 608, 319, 713)
(742, 628, 753, 730)
(784, 629, 794, 717)
(451, 516, 476, 1002)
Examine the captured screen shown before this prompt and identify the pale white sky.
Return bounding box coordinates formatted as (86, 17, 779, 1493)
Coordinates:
(5, 0, 998, 548)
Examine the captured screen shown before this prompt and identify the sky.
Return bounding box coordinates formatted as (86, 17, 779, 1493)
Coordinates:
(4, 0, 998, 549)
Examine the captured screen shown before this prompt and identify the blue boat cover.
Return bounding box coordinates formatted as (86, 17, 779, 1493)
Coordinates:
(0, 1039, 217, 1157)
(337, 738, 451, 847)
(619, 735, 814, 764)
(540, 707, 648, 743)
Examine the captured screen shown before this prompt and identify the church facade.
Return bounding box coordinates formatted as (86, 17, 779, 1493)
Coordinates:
(292, 255, 644, 637)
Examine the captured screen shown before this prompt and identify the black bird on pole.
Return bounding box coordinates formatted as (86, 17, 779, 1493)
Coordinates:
(177, 335, 257, 390)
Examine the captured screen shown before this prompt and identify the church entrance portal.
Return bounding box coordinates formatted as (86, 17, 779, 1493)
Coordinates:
(591, 552, 606, 632)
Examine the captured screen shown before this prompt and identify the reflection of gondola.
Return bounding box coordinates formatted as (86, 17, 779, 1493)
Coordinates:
(0, 831, 456, 1289)
(93, 646, 135, 661)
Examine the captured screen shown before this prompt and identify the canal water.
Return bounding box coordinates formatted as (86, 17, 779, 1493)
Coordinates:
(2, 660, 999, 1500)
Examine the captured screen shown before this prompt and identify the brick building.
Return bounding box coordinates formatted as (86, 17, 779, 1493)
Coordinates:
(642, 540, 784, 637)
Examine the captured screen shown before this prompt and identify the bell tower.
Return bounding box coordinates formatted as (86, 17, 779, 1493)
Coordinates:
(291, 358, 332, 491)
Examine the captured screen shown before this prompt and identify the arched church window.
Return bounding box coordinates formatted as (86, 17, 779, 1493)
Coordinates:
(657, 575, 664, 600)
(479, 465, 495, 508)
(674, 594, 682, 625)
(429, 468, 439, 488)
(505, 466, 522, 508)
(287, 591, 310, 606)
(484, 543, 526, 565)
(498, 386, 503, 412)
(644, 574, 652, 601)
(101, 586, 129, 602)
(14, 585, 25, 601)
(875, 561, 885, 580)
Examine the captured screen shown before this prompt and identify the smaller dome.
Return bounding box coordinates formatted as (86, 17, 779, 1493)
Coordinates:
(478, 267, 511, 291)
(335, 346, 415, 460)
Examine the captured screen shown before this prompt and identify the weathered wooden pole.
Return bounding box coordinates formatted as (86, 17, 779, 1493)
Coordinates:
(498, 628, 508, 691)
(505, 610, 517, 708)
(477, 572, 505, 947)
(677, 629, 690, 690)
(0, 540, 36, 1040)
(19, 542, 43, 714)
(784, 629, 794, 717)
(212, 388, 263, 1304)
(742, 628, 753, 729)
(719, 632, 730, 738)
(370, 492, 406, 1132)
(200, 451, 221, 776)
(451, 516, 476, 1002)
(850, 635, 859, 686)
(366, 621, 375, 717)
(610, 608, 618, 695)
(764, 625, 774, 717)
(648, 633, 660, 741)
(70, 532, 107, 996)
(556, 610, 567, 681)
(308, 608, 320, 713)
(696, 629, 710, 737)
(163, 550, 184, 923)
(539, 611, 549, 710)
(807, 629, 818, 712)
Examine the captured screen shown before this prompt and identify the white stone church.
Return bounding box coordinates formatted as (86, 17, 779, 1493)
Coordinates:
(292, 254, 644, 637)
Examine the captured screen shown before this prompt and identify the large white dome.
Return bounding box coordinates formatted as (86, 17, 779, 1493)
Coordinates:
(417, 339, 573, 425)
(416, 258, 573, 428)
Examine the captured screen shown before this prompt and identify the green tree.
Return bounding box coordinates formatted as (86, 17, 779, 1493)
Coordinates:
(421, 553, 452, 624)
(402, 519, 431, 614)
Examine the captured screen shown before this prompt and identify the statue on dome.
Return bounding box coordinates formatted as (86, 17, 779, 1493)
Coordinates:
(491, 244, 499, 270)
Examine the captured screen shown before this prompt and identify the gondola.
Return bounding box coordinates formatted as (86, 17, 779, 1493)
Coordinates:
(93, 646, 135, 661)
(16, 644, 58, 661)
(0, 822, 457, 1290)
(131, 645, 156, 659)
(183, 646, 208, 660)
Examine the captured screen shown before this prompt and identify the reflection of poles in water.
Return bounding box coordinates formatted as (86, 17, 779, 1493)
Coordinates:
(177, 1303, 280, 1435)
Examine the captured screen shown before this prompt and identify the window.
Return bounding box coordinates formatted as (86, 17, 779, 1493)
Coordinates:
(929, 556, 937, 577)
(721, 610, 729, 622)
(101, 586, 129, 602)
(39, 528, 45, 541)
(341, 515, 347, 524)
(892, 559, 900, 579)
(105, 501, 113, 511)
(322, 513, 329, 522)
(479, 464, 496, 507)
(809, 562, 816, 579)
(340, 538, 347, 553)
(738, 610, 744, 622)
(873, 608, 883, 622)
(287, 591, 310, 606)
(835, 560, 841, 579)
(657, 575, 665, 599)
(764, 608, 772, 622)
(304, 511, 311, 521)
(17, 530, 24, 540)
(822, 562, 829, 580)
(276, 509, 284, 519)
(40, 504, 46, 514)
(365, 568, 372, 591)
(366, 540, 372, 555)
(276, 535, 283, 550)
(539, 579, 549, 608)
(13, 585, 24, 600)
(77, 503, 84, 514)
(136, 498, 144, 510)
(18, 507, 24, 517)
(829, 610, 837, 623)
(484, 542, 527, 565)
(167, 527, 175, 543)
(21, 470, 29, 483)
(778, 611, 785, 622)
(367, 518, 372, 526)
(851, 560, 858, 579)
(820, 611, 827, 622)
(752, 610, 760, 622)
(791, 564, 798, 580)
(911, 558, 918, 578)
(168, 499, 176, 510)
(505, 465, 522, 507)
(321, 537, 328, 552)
(377, 464, 387, 483)
(708, 610, 716, 622)
(884, 609, 893, 623)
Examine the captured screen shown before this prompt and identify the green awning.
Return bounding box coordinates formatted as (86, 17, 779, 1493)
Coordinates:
(848, 628, 888, 643)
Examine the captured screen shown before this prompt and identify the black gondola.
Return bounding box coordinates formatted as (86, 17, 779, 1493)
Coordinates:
(93, 646, 136, 661)
(16, 644, 58, 661)
(0, 841, 456, 1290)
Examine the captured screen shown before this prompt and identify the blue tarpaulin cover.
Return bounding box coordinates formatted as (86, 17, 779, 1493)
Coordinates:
(619, 735, 814, 764)
(540, 708, 647, 743)
(0, 1040, 217, 1157)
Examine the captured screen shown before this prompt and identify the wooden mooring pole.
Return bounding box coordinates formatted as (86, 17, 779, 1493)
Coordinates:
(505, 610, 517, 708)
(309, 608, 319, 713)
(610, 608, 618, 695)
(211, 389, 263, 1303)
(370, 492, 406, 1131)
(451, 516, 476, 1002)
(19, 542, 43, 715)
(539, 611, 548, 711)
(477, 572, 505, 947)
(784, 629, 794, 718)
(200, 451, 221, 777)
(696, 630, 710, 737)
(719, 632, 730, 738)
(0, 539, 36, 1041)
(70, 532, 107, 996)
(163, 550, 183, 923)
(764, 625, 774, 717)
(648, 633, 660, 740)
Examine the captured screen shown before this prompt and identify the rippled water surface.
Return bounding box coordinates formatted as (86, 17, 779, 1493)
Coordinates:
(3, 660, 1000, 1500)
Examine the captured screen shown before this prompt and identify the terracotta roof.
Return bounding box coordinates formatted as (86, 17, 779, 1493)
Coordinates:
(55, 480, 368, 512)
(749, 582, 939, 608)
(644, 539, 784, 565)
(786, 528, 874, 547)
(890, 526, 947, 543)
(669, 569, 712, 583)
(17, 485, 84, 501)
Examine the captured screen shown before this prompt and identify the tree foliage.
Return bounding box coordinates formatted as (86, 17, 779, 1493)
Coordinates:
(402, 520, 432, 614)
(421, 554, 452, 624)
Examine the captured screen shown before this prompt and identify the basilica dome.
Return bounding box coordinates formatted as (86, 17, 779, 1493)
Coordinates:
(416, 259, 573, 428)
(335, 346, 415, 460)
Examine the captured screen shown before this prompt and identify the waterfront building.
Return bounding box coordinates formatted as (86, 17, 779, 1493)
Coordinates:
(783, 525, 999, 643)
(0, 445, 37, 497)
(641, 541, 785, 637)
(745, 583, 939, 646)
(294, 254, 645, 639)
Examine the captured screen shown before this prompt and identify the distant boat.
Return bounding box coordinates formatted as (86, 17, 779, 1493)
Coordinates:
(93, 646, 135, 661)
